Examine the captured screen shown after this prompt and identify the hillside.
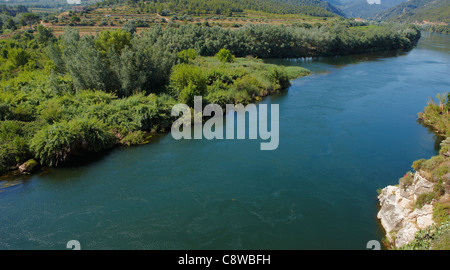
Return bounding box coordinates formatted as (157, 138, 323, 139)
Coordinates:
(332, 0, 407, 19)
(375, 0, 450, 23)
(94, 0, 345, 17)
(272, 0, 346, 17)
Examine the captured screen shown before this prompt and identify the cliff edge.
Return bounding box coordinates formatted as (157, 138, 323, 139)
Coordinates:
(377, 172, 436, 248)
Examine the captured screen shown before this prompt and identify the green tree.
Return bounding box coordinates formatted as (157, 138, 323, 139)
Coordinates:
(70, 15, 81, 24)
(226, 8, 233, 17)
(122, 21, 137, 35)
(5, 17, 17, 31)
(35, 25, 54, 45)
(176, 48, 198, 64)
(20, 13, 40, 29)
(94, 29, 132, 56)
(8, 47, 30, 67)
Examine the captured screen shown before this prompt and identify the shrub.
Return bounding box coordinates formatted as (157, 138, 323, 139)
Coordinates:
(216, 48, 235, 63)
(399, 172, 414, 191)
(233, 75, 261, 97)
(415, 192, 436, 209)
(433, 202, 450, 224)
(267, 67, 291, 90)
(169, 64, 207, 105)
(176, 49, 198, 64)
(30, 117, 115, 166)
(412, 159, 426, 171)
(120, 130, 146, 146)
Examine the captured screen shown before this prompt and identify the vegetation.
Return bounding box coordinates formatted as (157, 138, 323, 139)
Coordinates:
(418, 92, 450, 137)
(375, 0, 450, 34)
(398, 221, 450, 250)
(120, 23, 420, 58)
(331, 0, 406, 20)
(0, 5, 421, 174)
(97, 0, 344, 17)
(0, 26, 316, 174)
(395, 92, 450, 249)
(216, 48, 235, 63)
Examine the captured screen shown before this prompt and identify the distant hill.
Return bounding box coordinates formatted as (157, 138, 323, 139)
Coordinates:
(375, 0, 450, 23)
(272, 0, 346, 17)
(94, 0, 346, 17)
(332, 0, 407, 19)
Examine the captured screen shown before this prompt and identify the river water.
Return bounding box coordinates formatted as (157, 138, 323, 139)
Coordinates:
(0, 32, 449, 250)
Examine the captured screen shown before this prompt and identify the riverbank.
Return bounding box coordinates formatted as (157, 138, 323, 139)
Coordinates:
(0, 23, 422, 177)
(377, 93, 450, 249)
(0, 53, 310, 177)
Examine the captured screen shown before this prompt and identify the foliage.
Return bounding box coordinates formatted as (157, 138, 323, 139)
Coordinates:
(0, 22, 423, 174)
(216, 48, 235, 63)
(135, 23, 420, 59)
(176, 49, 198, 64)
(415, 192, 437, 209)
(169, 63, 207, 105)
(49, 28, 177, 96)
(377, 0, 450, 24)
(30, 117, 116, 167)
(433, 202, 450, 225)
(98, 0, 342, 17)
(399, 222, 450, 250)
(418, 92, 450, 137)
(19, 13, 40, 29)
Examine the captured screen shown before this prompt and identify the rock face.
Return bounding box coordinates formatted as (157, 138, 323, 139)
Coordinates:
(377, 172, 435, 248)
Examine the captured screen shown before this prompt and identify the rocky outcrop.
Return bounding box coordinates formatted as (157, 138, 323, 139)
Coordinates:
(18, 159, 39, 174)
(377, 172, 435, 248)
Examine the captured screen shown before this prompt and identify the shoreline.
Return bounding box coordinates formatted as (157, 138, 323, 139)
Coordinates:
(376, 94, 450, 249)
(0, 66, 311, 181)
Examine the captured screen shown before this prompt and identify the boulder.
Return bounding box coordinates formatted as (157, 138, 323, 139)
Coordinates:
(18, 159, 39, 174)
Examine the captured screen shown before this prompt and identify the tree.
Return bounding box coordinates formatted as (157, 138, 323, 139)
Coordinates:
(8, 48, 30, 67)
(176, 49, 198, 64)
(94, 29, 132, 56)
(5, 17, 17, 31)
(35, 25, 54, 45)
(20, 13, 40, 29)
(70, 15, 81, 24)
(226, 8, 233, 17)
(122, 21, 137, 35)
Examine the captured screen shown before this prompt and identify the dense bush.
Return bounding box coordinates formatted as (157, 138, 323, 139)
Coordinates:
(30, 117, 115, 166)
(47, 28, 177, 96)
(216, 48, 235, 63)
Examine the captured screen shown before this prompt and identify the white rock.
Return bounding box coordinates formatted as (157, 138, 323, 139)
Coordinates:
(377, 172, 436, 248)
(415, 205, 434, 229)
(395, 221, 419, 248)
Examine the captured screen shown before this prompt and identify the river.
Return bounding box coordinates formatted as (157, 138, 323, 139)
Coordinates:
(0, 32, 449, 250)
